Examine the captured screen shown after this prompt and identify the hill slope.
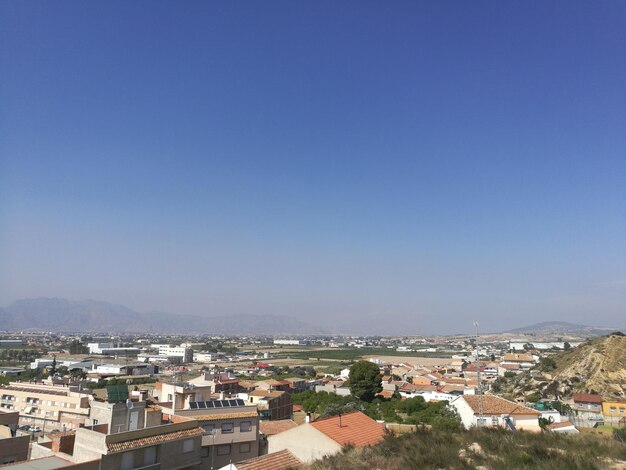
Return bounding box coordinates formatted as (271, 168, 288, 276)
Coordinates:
(545, 332, 626, 399)
(502, 333, 626, 400)
(507, 321, 614, 336)
(305, 426, 626, 470)
(0, 297, 328, 335)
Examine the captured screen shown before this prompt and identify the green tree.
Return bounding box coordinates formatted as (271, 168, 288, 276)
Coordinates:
(540, 357, 557, 371)
(349, 360, 382, 402)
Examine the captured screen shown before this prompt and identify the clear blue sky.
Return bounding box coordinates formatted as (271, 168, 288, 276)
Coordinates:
(1, 1, 625, 334)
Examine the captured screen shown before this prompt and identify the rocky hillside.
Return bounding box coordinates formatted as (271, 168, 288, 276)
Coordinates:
(502, 332, 626, 401)
(547, 332, 626, 399)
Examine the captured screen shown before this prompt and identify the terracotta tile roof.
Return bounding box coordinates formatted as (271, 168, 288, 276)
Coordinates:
(107, 427, 203, 453)
(191, 410, 259, 422)
(400, 383, 437, 392)
(376, 390, 395, 399)
(311, 411, 385, 447)
(249, 390, 286, 398)
(441, 384, 465, 393)
(573, 393, 603, 404)
(547, 421, 575, 430)
(502, 353, 534, 362)
(500, 363, 521, 370)
(258, 379, 283, 386)
(239, 380, 259, 388)
(292, 405, 304, 412)
(259, 419, 298, 436)
(444, 377, 468, 385)
(462, 395, 541, 416)
(236, 449, 302, 470)
(1, 385, 69, 396)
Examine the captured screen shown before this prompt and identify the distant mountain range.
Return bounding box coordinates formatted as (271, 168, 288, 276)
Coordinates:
(0, 298, 328, 335)
(506, 321, 616, 336)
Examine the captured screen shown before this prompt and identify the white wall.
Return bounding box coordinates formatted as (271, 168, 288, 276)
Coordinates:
(268, 424, 341, 463)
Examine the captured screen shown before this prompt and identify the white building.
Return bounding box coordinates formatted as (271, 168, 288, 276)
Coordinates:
(450, 395, 541, 432)
(273, 339, 301, 346)
(156, 346, 193, 363)
(87, 343, 141, 356)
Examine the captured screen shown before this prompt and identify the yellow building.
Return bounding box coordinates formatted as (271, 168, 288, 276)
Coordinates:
(0, 382, 91, 431)
(602, 399, 626, 421)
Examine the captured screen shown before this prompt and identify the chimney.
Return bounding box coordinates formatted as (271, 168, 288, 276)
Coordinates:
(219, 391, 225, 400)
(305, 413, 311, 423)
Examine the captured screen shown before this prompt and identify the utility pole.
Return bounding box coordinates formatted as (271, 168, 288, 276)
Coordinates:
(473, 321, 484, 426)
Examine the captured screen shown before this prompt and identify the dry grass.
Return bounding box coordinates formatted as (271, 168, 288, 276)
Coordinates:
(306, 426, 626, 470)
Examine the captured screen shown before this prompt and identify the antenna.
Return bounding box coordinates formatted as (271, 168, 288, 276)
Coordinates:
(473, 321, 484, 424)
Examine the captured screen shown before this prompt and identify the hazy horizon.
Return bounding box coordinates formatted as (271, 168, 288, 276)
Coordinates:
(1, 2, 625, 335)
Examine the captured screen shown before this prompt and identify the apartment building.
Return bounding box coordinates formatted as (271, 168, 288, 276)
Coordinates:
(87, 343, 141, 356)
(245, 390, 292, 421)
(30, 392, 203, 469)
(0, 382, 91, 431)
(158, 382, 215, 411)
(169, 399, 261, 470)
(189, 372, 240, 397)
(157, 346, 194, 363)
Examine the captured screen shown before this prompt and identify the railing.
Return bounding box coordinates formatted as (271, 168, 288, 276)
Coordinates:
(131, 464, 161, 470)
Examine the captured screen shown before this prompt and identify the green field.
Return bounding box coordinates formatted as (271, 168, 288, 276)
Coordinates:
(283, 347, 453, 361)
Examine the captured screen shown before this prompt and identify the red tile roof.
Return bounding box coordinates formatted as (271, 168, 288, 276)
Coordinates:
(236, 449, 302, 470)
(107, 427, 203, 453)
(572, 394, 603, 404)
(462, 395, 540, 416)
(259, 419, 298, 436)
(547, 421, 575, 430)
(191, 410, 259, 422)
(311, 411, 385, 447)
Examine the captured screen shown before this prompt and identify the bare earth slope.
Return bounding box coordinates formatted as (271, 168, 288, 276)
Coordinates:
(546, 333, 626, 399)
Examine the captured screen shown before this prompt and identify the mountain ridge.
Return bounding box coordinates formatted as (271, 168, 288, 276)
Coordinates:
(506, 320, 615, 335)
(0, 297, 328, 335)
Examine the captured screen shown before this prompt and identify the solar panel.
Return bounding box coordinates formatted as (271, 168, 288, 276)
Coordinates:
(190, 399, 245, 410)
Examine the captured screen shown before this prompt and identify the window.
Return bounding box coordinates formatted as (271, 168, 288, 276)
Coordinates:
(620, 408, 625, 414)
(201, 447, 210, 458)
(202, 423, 215, 433)
(92, 419, 99, 425)
(120, 452, 134, 470)
(240, 421, 251, 432)
(144, 446, 157, 465)
(611, 407, 617, 412)
(239, 442, 251, 453)
(221, 422, 234, 433)
(217, 444, 231, 456)
(183, 438, 194, 453)
(491, 416, 498, 425)
(168, 394, 173, 401)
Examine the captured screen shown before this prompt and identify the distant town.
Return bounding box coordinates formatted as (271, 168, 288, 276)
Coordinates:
(1, 327, 624, 468)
